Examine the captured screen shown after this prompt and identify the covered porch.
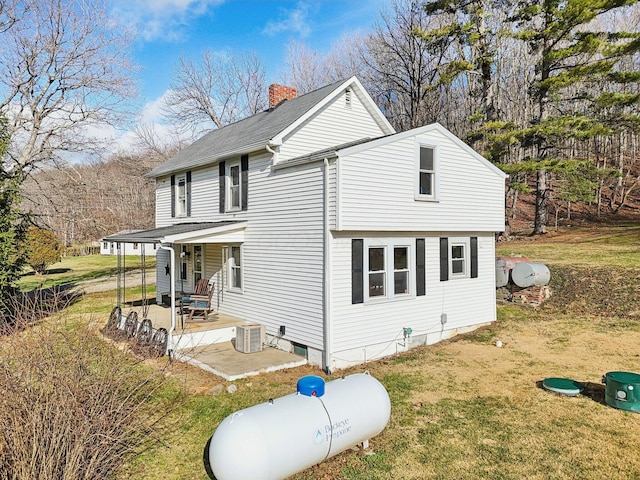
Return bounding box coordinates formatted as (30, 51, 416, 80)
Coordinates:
(104, 222, 307, 380)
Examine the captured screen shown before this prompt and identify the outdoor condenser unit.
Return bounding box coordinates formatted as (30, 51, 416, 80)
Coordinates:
(235, 324, 265, 354)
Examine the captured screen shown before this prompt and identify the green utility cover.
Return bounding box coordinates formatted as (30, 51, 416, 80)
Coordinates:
(543, 377, 585, 396)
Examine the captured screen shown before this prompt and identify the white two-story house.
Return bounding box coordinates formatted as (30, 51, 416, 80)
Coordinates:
(107, 77, 507, 371)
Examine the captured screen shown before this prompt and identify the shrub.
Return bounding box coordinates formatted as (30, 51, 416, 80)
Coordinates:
(25, 227, 63, 274)
(0, 315, 182, 480)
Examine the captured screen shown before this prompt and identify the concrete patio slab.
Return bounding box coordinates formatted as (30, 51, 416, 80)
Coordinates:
(175, 341, 307, 381)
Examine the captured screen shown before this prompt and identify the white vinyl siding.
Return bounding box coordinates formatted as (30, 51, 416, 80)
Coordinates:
(338, 128, 505, 232)
(279, 88, 388, 161)
(155, 167, 220, 227)
(330, 233, 497, 354)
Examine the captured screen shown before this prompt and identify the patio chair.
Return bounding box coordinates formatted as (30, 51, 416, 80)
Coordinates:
(184, 278, 215, 321)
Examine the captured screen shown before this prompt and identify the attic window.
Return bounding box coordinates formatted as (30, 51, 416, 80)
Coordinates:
(345, 88, 352, 108)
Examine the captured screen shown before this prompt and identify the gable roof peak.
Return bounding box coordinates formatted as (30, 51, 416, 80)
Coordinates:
(146, 76, 393, 178)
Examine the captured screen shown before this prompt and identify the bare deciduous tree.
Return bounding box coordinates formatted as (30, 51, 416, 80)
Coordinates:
(163, 51, 267, 138)
(0, 0, 21, 33)
(357, 0, 454, 131)
(281, 38, 363, 94)
(21, 152, 161, 246)
(0, 0, 137, 176)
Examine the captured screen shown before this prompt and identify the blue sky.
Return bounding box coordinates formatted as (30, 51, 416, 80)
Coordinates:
(112, 0, 388, 104)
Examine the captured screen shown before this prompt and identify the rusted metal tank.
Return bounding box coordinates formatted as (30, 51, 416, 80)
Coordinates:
(495, 256, 530, 287)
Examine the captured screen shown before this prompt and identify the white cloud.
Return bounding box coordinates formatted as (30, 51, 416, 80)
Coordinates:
(262, 2, 313, 38)
(111, 0, 225, 42)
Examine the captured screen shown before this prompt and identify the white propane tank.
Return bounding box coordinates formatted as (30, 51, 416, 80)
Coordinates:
(511, 262, 550, 288)
(206, 373, 391, 480)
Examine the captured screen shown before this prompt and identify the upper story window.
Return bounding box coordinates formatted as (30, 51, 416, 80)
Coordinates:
(171, 171, 191, 218)
(228, 162, 241, 211)
(219, 155, 248, 213)
(177, 175, 187, 215)
(415, 139, 439, 201)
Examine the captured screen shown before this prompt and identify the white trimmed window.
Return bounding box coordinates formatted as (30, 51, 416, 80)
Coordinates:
(364, 240, 413, 301)
(450, 238, 469, 279)
(227, 162, 241, 211)
(368, 247, 386, 297)
(176, 174, 187, 216)
(193, 245, 203, 284)
(394, 246, 409, 294)
(229, 245, 242, 291)
(415, 139, 439, 201)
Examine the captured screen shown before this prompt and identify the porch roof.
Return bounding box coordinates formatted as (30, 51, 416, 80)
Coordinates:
(104, 221, 247, 244)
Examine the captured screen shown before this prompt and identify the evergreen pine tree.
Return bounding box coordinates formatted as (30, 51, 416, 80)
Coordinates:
(0, 114, 28, 310)
(509, 0, 639, 234)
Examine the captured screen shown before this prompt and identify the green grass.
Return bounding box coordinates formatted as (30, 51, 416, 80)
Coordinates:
(18, 255, 156, 291)
(497, 225, 640, 268)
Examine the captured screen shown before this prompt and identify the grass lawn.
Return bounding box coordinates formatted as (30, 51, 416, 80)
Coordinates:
(29, 227, 640, 479)
(18, 254, 156, 292)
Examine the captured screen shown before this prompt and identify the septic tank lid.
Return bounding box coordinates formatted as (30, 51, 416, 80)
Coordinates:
(542, 377, 584, 397)
(297, 375, 325, 397)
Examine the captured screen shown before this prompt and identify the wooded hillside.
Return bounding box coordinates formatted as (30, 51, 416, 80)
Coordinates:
(21, 153, 163, 246)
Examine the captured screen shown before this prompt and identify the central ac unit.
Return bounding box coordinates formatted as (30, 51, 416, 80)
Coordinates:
(235, 324, 265, 354)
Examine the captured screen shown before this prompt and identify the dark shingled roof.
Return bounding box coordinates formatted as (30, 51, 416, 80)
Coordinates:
(147, 79, 348, 178)
(104, 222, 242, 243)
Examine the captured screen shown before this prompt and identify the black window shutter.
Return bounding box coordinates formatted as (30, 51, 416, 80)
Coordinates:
(186, 171, 192, 217)
(170, 175, 176, 218)
(416, 238, 425, 296)
(219, 161, 226, 213)
(439, 237, 449, 281)
(241, 154, 248, 211)
(352, 239, 364, 304)
(471, 236, 478, 278)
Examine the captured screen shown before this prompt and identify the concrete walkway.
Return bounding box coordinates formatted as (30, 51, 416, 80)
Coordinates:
(175, 341, 307, 381)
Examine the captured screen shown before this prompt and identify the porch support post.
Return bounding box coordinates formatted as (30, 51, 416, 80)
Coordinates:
(158, 244, 176, 355)
(116, 242, 122, 308)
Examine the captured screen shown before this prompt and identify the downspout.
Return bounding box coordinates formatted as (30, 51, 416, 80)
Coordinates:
(158, 244, 176, 356)
(266, 140, 280, 166)
(323, 157, 332, 374)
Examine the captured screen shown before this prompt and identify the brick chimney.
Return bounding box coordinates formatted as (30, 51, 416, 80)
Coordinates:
(269, 84, 297, 108)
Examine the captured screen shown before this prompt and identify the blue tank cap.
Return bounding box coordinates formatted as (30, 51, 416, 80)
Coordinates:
(297, 375, 325, 397)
